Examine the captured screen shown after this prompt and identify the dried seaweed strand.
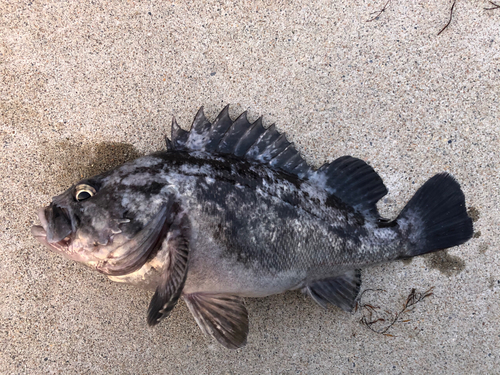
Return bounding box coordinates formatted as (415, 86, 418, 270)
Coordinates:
(438, 0, 457, 36)
(367, 0, 392, 22)
(358, 287, 435, 335)
(484, 1, 500, 10)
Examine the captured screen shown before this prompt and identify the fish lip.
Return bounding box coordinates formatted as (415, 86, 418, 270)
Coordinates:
(31, 224, 72, 254)
(37, 207, 49, 233)
(31, 224, 47, 238)
(32, 207, 73, 255)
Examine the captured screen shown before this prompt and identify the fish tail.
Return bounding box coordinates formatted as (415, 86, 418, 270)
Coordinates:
(396, 173, 473, 259)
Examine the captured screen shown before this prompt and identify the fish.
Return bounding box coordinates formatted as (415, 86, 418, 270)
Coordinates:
(31, 106, 474, 349)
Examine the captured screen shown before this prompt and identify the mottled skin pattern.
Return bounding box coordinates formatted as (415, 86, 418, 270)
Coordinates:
(90, 151, 408, 296)
(32, 107, 473, 348)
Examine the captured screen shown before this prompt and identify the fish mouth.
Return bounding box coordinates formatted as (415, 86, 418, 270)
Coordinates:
(31, 207, 75, 257)
(31, 225, 73, 253)
(31, 207, 97, 264)
(32, 204, 173, 276)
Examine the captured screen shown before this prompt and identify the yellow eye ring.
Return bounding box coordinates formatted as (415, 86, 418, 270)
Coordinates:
(75, 184, 97, 202)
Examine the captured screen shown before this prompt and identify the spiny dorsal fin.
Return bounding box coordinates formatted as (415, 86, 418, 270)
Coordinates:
(171, 116, 189, 151)
(167, 107, 309, 177)
(217, 111, 252, 155)
(233, 116, 266, 157)
(167, 106, 387, 210)
(205, 104, 233, 152)
(185, 107, 212, 151)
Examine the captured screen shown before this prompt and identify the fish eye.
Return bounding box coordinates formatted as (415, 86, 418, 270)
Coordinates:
(75, 184, 97, 202)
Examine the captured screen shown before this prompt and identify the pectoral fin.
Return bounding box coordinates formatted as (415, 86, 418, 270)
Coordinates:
(183, 293, 249, 349)
(147, 212, 190, 325)
(305, 270, 362, 312)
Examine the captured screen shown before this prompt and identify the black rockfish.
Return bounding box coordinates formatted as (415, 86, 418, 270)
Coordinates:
(31, 106, 473, 348)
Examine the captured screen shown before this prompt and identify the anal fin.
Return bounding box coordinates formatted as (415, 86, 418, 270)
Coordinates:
(183, 293, 249, 349)
(305, 270, 362, 312)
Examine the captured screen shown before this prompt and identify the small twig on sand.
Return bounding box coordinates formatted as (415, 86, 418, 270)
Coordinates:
(438, 0, 457, 35)
(367, 0, 392, 22)
(484, 1, 500, 10)
(358, 287, 435, 335)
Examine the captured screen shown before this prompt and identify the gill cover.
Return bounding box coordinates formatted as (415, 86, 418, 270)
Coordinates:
(96, 204, 171, 276)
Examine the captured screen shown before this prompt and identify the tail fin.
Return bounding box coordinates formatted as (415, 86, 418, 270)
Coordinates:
(397, 173, 473, 258)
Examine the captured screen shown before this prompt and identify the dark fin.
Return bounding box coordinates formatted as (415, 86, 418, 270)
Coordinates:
(233, 117, 266, 157)
(97, 205, 170, 276)
(171, 117, 189, 151)
(184, 294, 249, 349)
(311, 156, 388, 217)
(217, 112, 252, 154)
(244, 123, 280, 161)
(147, 212, 190, 325)
(269, 144, 303, 174)
(291, 159, 312, 179)
(204, 105, 233, 152)
(170, 106, 310, 178)
(253, 133, 291, 163)
(185, 107, 212, 151)
(396, 173, 473, 258)
(165, 136, 173, 151)
(305, 270, 362, 312)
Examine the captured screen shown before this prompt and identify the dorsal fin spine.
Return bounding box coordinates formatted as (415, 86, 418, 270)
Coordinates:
(204, 105, 231, 152)
(168, 106, 388, 217)
(233, 117, 265, 157)
(171, 116, 189, 150)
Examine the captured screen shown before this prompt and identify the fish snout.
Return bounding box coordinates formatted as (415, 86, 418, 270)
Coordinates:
(42, 204, 73, 243)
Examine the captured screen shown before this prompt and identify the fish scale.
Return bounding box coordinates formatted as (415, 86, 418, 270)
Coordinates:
(32, 105, 473, 349)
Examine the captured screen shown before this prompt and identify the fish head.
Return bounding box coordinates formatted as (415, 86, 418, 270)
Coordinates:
(31, 156, 177, 276)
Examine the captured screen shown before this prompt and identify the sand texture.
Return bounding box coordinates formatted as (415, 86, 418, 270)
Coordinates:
(1, 0, 499, 373)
